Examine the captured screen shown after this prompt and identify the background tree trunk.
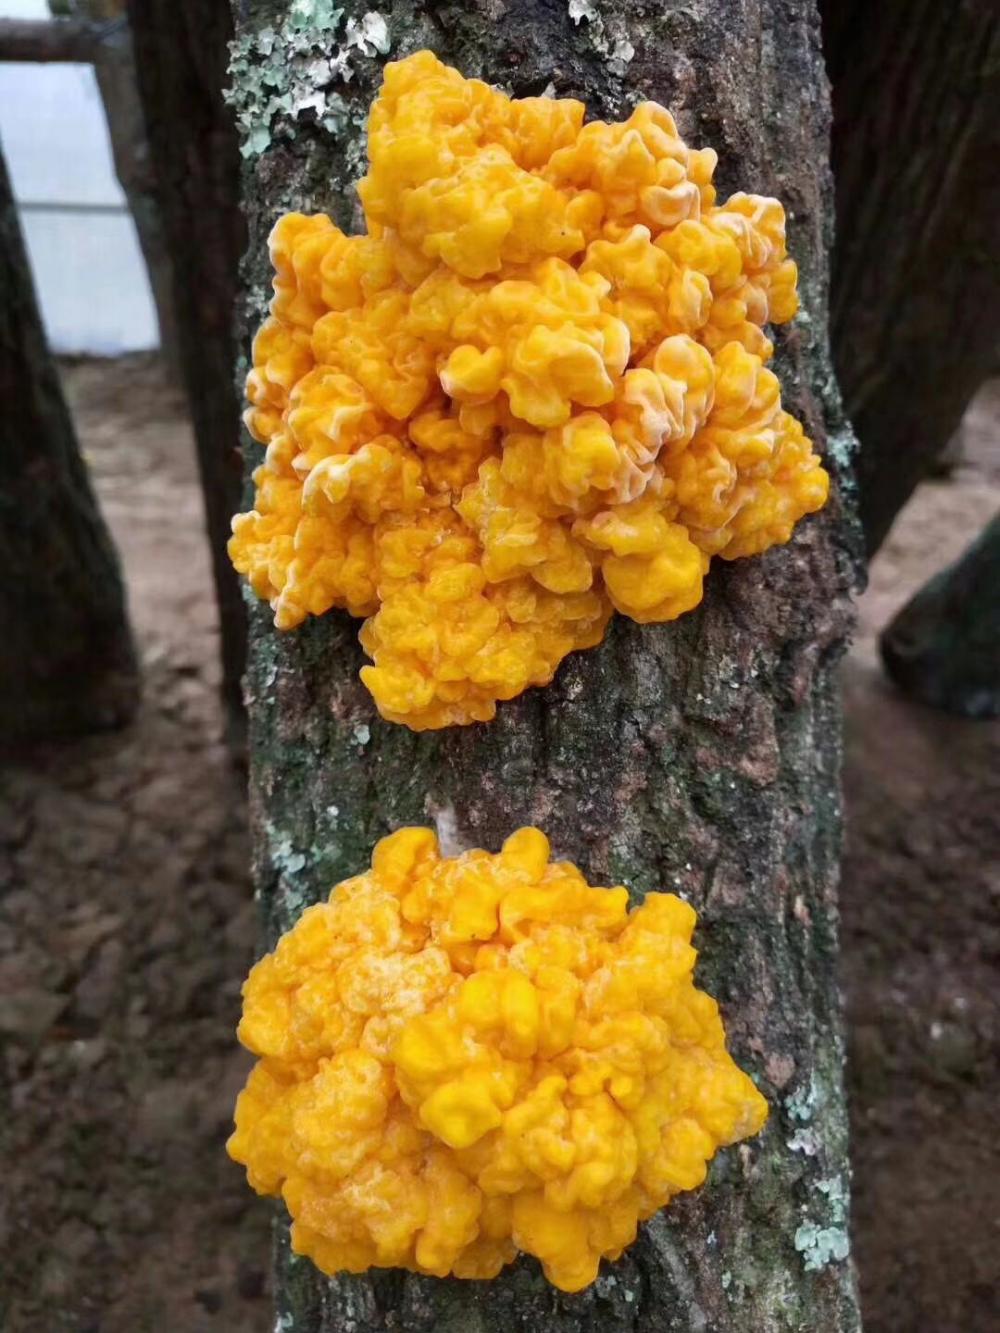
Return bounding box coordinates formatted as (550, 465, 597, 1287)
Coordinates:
(47, 0, 184, 383)
(880, 510, 1000, 718)
(230, 2, 863, 1329)
(0, 141, 138, 743)
(125, 0, 247, 736)
(822, 0, 1000, 554)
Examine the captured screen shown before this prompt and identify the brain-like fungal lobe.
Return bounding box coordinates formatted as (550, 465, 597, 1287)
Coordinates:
(227, 826, 769, 1292)
(230, 50, 829, 729)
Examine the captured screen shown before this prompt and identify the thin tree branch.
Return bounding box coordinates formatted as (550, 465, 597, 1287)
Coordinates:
(0, 17, 113, 65)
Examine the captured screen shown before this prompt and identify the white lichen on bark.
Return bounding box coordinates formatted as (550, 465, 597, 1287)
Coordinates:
(226, 2, 392, 156)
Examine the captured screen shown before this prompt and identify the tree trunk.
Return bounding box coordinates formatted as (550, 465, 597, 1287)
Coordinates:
(52, 1, 185, 383)
(125, 0, 247, 735)
(880, 510, 1000, 718)
(822, 0, 1000, 554)
(0, 141, 138, 743)
(230, 2, 863, 1329)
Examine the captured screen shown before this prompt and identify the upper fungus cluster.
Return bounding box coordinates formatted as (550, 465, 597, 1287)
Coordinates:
(230, 50, 829, 729)
(228, 826, 768, 1291)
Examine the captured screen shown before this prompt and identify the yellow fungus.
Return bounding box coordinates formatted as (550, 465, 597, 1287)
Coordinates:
(230, 50, 828, 729)
(228, 827, 768, 1292)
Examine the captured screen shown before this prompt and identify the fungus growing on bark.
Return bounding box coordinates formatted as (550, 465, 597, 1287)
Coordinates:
(228, 826, 768, 1292)
(230, 50, 828, 728)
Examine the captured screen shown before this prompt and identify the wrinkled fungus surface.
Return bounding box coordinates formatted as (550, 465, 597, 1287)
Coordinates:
(228, 827, 768, 1291)
(230, 51, 828, 728)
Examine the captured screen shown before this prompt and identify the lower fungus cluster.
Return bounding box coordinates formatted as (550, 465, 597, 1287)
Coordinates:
(230, 50, 829, 729)
(228, 827, 768, 1291)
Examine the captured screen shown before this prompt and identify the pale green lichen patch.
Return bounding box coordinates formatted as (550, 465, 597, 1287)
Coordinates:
(569, 0, 600, 22)
(345, 10, 390, 55)
(795, 1173, 850, 1271)
(226, 4, 392, 159)
(784, 1073, 822, 1123)
(787, 1126, 820, 1156)
(567, 0, 637, 77)
(264, 820, 318, 929)
(816, 1175, 847, 1206)
(783, 1074, 852, 1273)
(824, 423, 858, 471)
(794, 1222, 850, 1271)
(267, 828, 308, 879)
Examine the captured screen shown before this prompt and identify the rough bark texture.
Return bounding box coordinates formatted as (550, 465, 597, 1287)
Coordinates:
(881, 510, 1000, 719)
(822, 0, 1000, 554)
(0, 142, 138, 743)
(126, 0, 248, 731)
(231, 2, 863, 1329)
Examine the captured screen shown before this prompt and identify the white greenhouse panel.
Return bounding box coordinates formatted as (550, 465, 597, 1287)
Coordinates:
(0, 48, 158, 355)
(0, 60, 121, 205)
(0, 0, 48, 18)
(20, 206, 158, 355)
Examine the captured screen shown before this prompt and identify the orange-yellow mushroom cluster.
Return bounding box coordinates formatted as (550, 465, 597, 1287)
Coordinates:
(230, 50, 829, 729)
(228, 826, 768, 1292)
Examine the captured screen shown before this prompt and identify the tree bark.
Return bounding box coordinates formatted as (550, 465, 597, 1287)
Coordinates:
(822, 0, 1000, 555)
(880, 511, 1000, 718)
(0, 141, 138, 743)
(231, 2, 863, 1329)
(125, 0, 247, 735)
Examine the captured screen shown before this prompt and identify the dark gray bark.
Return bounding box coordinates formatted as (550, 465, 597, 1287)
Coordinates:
(125, 0, 247, 733)
(0, 142, 138, 743)
(93, 36, 183, 384)
(822, 0, 1000, 554)
(231, 2, 863, 1329)
(881, 511, 1000, 718)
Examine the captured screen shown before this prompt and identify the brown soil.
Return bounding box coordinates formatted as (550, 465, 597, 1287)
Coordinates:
(840, 380, 1000, 1333)
(0, 358, 270, 1333)
(0, 356, 997, 1331)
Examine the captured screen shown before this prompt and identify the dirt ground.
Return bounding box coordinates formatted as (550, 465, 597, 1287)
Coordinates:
(0, 356, 997, 1332)
(0, 359, 271, 1332)
(840, 382, 1000, 1333)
